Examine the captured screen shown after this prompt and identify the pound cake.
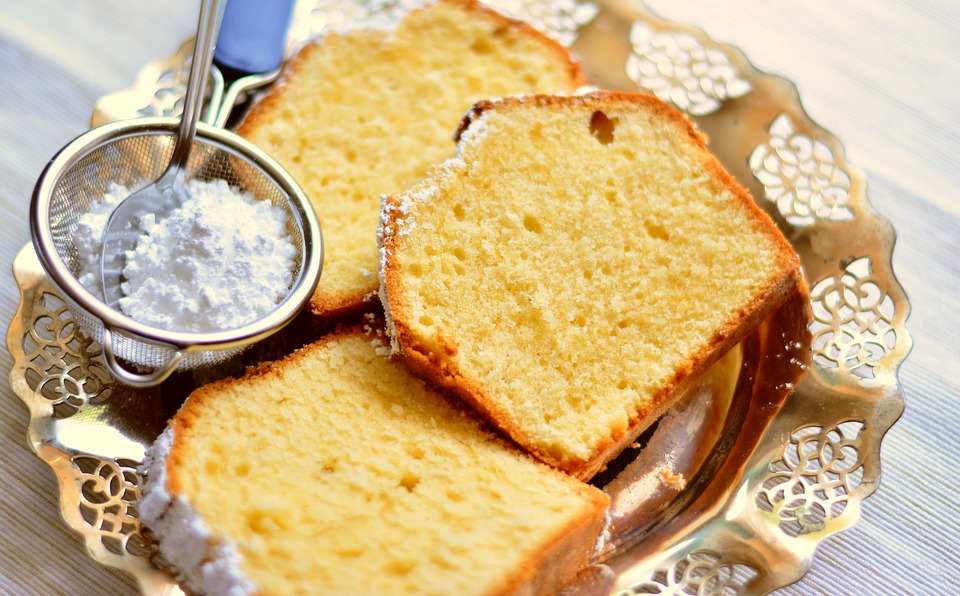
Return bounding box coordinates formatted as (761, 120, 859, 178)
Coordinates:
(378, 91, 805, 479)
(139, 326, 608, 595)
(237, 0, 584, 320)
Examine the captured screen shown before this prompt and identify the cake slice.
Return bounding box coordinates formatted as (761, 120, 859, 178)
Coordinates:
(140, 325, 608, 595)
(378, 91, 805, 479)
(237, 0, 584, 320)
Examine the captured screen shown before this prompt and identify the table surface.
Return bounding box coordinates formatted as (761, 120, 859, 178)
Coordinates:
(1, 0, 957, 594)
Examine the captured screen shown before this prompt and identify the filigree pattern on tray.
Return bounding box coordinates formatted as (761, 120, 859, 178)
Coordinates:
(626, 21, 751, 116)
(750, 113, 855, 227)
(22, 290, 113, 418)
(625, 550, 759, 595)
(73, 455, 154, 558)
(8, 249, 172, 593)
(756, 422, 866, 537)
(291, 0, 598, 46)
(92, 43, 194, 126)
(809, 257, 898, 381)
(9, 0, 910, 594)
(288, 0, 422, 39)
(485, 0, 598, 46)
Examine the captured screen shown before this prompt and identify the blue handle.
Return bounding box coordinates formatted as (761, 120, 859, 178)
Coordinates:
(214, 0, 296, 75)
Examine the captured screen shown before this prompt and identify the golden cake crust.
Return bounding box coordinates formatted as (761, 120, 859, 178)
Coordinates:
(237, 0, 585, 323)
(379, 91, 805, 480)
(157, 325, 608, 595)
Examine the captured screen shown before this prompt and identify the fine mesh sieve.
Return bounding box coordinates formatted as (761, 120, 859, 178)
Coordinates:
(30, 117, 323, 387)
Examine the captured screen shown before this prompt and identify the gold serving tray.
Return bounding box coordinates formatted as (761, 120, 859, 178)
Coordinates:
(7, 0, 911, 593)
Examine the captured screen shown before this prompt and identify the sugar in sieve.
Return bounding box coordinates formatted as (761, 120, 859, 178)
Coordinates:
(29, 1, 320, 388)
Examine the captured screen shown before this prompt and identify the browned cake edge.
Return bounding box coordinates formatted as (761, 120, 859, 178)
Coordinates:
(379, 91, 807, 480)
(236, 0, 586, 323)
(159, 324, 609, 595)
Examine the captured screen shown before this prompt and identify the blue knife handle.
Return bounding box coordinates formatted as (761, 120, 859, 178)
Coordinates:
(214, 0, 296, 75)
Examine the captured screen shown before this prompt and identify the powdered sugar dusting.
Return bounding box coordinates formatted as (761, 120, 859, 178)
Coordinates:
(375, 116, 477, 352)
(362, 312, 394, 356)
(377, 195, 402, 353)
(455, 109, 492, 151)
(140, 427, 256, 595)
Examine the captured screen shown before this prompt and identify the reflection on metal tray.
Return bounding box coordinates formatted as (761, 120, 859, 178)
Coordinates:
(7, 0, 910, 593)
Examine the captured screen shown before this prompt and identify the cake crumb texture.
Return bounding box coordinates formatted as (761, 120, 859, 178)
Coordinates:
(238, 0, 583, 319)
(379, 91, 803, 479)
(151, 327, 608, 595)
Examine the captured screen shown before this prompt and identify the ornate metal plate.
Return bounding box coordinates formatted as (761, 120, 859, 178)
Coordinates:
(8, 0, 910, 593)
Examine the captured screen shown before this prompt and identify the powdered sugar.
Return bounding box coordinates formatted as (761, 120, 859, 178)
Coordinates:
(375, 130, 473, 354)
(73, 178, 296, 333)
(139, 427, 256, 595)
(455, 109, 491, 148)
(74, 183, 127, 292)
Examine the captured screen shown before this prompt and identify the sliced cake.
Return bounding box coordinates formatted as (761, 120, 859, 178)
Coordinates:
(378, 91, 806, 479)
(140, 325, 608, 594)
(237, 0, 584, 320)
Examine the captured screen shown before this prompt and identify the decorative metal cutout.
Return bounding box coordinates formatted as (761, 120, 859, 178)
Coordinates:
(756, 422, 866, 537)
(485, 0, 598, 46)
(292, 0, 596, 46)
(809, 257, 897, 380)
(142, 62, 190, 118)
(749, 113, 854, 227)
(92, 43, 194, 125)
(626, 22, 751, 116)
(623, 550, 759, 595)
(22, 291, 113, 418)
(288, 0, 422, 40)
(73, 455, 156, 559)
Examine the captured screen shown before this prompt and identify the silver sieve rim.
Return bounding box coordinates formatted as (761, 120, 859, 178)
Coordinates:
(30, 117, 323, 352)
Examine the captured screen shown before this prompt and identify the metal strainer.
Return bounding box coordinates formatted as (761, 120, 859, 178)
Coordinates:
(30, 118, 323, 387)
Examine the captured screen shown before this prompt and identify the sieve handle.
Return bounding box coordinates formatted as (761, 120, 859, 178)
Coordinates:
(213, 0, 295, 76)
(101, 326, 184, 388)
(205, 0, 296, 128)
